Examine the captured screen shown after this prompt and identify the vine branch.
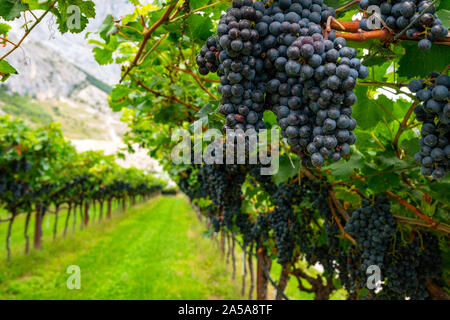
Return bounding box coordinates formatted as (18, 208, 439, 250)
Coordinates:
(327, 196, 357, 245)
(169, 65, 219, 100)
(0, 1, 57, 61)
(120, 2, 178, 83)
(136, 80, 200, 112)
(384, 191, 449, 237)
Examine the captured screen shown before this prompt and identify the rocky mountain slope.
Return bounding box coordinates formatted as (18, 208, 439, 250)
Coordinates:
(0, 0, 165, 175)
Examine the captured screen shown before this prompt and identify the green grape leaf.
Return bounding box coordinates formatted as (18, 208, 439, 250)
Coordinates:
(0, 0, 28, 21)
(436, 9, 450, 28)
(0, 23, 11, 36)
(185, 14, 213, 41)
(335, 187, 361, 205)
(400, 137, 420, 158)
(0, 60, 18, 82)
(190, 0, 211, 10)
(424, 182, 450, 204)
(263, 110, 277, 129)
(398, 42, 450, 78)
(437, 0, 450, 11)
(195, 103, 215, 119)
(98, 14, 115, 42)
(325, 152, 365, 180)
(352, 86, 384, 130)
(366, 171, 400, 193)
(53, 0, 95, 34)
(274, 155, 300, 185)
(92, 47, 113, 65)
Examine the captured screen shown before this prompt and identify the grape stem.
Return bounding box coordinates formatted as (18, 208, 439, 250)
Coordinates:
(0, 1, 57, 62)
(384, 191, 450, 237)
(135, 79, 200, 112)
(120, 2, 179, 83)
(331, 20, 450, 45)
(0, 37, 18, 47)
(393, 0, 439, 41)
(327, 196, 357, 245)
(335, 0, 361, 13)
(328, 190, 350, 221)
(169, 65, 219, 100)
(336, 29, 394, 42)
(393, 215, 450, 235)
(392, 101, 418, 159)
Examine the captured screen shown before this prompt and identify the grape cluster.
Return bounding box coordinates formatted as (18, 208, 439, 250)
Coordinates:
(250, 212, 271, 247)
(196, 0, 368, 167)
(344, 196, 396, 273)
(196, 37, 220, 75)
(198, 164, 229, 207)
(270, 30, 366, 168)
(196, 162, 247, 231)
(179, 160, 445, 300)
(360, 0, 448, 51)
(196, 0, 267, 132)
(382, 231, 442, 299)
(267, 183, 300, 264)
(0, 158, 33, 209)
(409, 72, 449, 179)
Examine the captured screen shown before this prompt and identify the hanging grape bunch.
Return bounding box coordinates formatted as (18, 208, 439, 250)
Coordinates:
(360, 0, 448, 51)
(344, 196, 396, 274)
(196, 0, 267, 132)
(409, 72, 449, 180)
(196, 0, 369, 168)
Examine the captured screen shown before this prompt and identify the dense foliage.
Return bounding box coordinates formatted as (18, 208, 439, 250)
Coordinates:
(0, 116, 165, 260)
(0, 0, 449, 300)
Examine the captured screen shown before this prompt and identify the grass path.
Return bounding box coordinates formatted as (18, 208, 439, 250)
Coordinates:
(0, 196, 244, 299)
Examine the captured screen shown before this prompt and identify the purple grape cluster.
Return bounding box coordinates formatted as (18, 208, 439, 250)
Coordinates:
(409, 72, 450, 180)
(344, 196, 396, 273)
(360, 0, 448, 51)
(196, 0, 368, 167)
(274, 34, 367, 168)
(196, 0, 267, 132)
(196, 37, 220, 75)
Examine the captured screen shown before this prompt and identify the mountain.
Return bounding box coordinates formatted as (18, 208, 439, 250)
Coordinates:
(0, 0, 165, 176)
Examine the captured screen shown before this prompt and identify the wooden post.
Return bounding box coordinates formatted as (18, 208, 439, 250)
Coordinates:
(34, 203, 43, 250)
(256, 248, 271, 300)
(241, 250, 247, 296)
(53, 204, 60, 241)
(6, 210, 16, 261)
(63, 203, 72, 237)
(248, 245, 254, 300)
(107, 199, 112, 219)
(99, 201, 103, 221)
(276, 267, 290, 300)
(84, 201, 90, 227)
(220, 230, 225, 257)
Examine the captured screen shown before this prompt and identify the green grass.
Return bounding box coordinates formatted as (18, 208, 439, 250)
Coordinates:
(0, 199, 124, 257)
(0, 196, 245, 300)
(0, 196, 347, 300)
